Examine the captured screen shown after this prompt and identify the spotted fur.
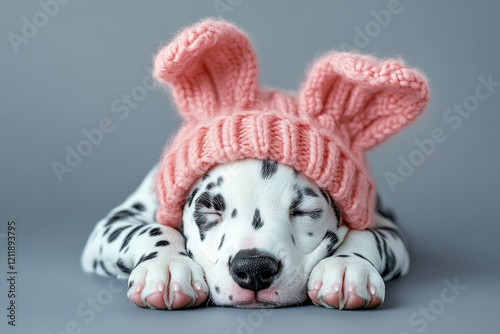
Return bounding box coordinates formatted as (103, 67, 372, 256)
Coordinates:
(81, 159, 410, 310)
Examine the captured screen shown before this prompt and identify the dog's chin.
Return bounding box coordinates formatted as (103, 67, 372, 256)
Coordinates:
(231, 299, 280, 309)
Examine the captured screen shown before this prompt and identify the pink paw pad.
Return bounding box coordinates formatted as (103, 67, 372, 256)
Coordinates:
(128, 282, 146, 308)
(170, 282, 191, 309)
(145, 282, 168, 309)
(321, 283, 342, 308)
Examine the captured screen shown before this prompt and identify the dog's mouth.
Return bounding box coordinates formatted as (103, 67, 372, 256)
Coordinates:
(233, 299, 280, 309)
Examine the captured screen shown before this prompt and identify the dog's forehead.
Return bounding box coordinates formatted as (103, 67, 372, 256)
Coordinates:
(185, 159, 334, 247)
(201, 159, 313, 204)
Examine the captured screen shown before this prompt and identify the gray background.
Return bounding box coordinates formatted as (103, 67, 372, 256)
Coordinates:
(1, 1, 499, 333)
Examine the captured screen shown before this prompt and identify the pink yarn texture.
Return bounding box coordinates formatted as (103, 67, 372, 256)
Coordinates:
(153, 19, 430, 230)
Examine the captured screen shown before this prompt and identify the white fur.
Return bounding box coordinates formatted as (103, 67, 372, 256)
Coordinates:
(81, 159, 410, 309)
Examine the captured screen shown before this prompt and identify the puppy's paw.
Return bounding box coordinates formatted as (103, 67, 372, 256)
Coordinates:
(307, 256, 384, 310)
(127, 254, 208, 310)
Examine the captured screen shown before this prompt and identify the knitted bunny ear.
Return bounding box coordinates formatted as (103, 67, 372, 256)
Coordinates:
(153, 19, 259, 122)
(298, 53, 430, 151)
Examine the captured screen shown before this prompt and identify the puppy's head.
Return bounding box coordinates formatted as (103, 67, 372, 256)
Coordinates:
(182, 159, 348, 308)
(155, 20, 429, 307)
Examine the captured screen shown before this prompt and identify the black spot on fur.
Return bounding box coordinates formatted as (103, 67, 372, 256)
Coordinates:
(293, 168, 300, 177)
(194, 192, 222, 240)
(374, 230, 397, 279)
(105, 210, 135, 227)
(196, 192, 213, 209)
(117, 259, 131, 273)
(307, 232, 313, 236)
(353, 252, 376, 268)
(103, 227, 111, 235)
(336, 254, 349, 258)
(231, 209, 238, 218)
(289, 189, 303, 214)
(215, 286, 220, 293)
(382, 246, 397, 279)
(261, 160, 278, 179)
(179, 251, 188, 256)
(229, 295, 233, 301)
(303, 187, 319, 197)
(323, 231, 339, 257)
(100, 261, 113, 276)
(212, 194, 226, 212)
(93, 259, 97, 270)
(149, 227, 162, 237)
(379, 226, 404, 241)
(187, 187, 199, 207)
(291, 234, 296, 245)
(252, 209, 264, 230)
(216, 176, 224, 186)
(132, 203, 145, 211)
(186, 249, 194, 259)
(138, 226, 150, 236)
(156, 240, 170, 247)
(291, 208, 323, 220)
(206, 182, 216, 190)
(134, 252, 158, 269)
(368, 230, 383, 260)
(332, 203, 341, 226)
(120, 226, 142, 251)
(320, 189, 330, 204)
(128, 280, 134, 289)
(218, 234, 225, 250)
(202, 174, 210, 180)
(320, 189, 341, 226)
(107, 226, 130, 243)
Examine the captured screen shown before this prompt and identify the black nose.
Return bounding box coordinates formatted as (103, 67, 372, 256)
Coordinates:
(229, 249, 282, 292)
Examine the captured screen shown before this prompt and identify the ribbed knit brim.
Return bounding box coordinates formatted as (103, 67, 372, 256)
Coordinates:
(155, 110, 375, 230)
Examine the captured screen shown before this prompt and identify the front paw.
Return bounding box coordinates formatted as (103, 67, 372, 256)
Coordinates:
(127, 254, 208, 310)
(307, 256, 385, 309)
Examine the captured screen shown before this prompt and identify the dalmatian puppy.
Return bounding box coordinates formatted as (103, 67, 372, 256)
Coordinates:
(81, 19, 428, 310)
(81, 159, 409, 309)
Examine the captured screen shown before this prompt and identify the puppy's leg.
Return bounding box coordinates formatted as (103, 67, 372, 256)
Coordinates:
(81, 165, 208, 309)
(308, 199, 410, 310)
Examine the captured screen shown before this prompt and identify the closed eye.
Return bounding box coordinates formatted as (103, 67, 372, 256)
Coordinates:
(289, 208, 323, 220)
(194, 192, 226, 217)
(195, 208, 223, 224)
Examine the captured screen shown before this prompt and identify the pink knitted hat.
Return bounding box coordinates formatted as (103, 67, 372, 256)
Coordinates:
(153, 19, 429, 230)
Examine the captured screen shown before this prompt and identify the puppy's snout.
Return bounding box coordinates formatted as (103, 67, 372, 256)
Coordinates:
(229, 249, 281, 292)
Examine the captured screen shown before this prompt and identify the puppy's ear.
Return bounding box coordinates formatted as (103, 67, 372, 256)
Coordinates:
(153, 19, 259, 122)
(297, 53, 430, 151)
